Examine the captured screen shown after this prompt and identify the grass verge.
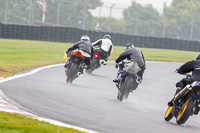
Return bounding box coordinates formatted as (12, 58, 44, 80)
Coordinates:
(0, 112, 85, 133)
(0, 38, 198, 77)
(111, 46, 198, 62)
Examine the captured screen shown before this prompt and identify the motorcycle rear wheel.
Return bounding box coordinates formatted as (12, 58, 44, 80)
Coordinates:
(66, 63, 78, 83)
(176, 97, 196, 124)
(86, 59, 99, 74)
(117, 76, 133, 101)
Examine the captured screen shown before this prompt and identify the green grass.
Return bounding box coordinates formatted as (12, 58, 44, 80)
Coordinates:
(0, 39, 71, 77)
(0, 112, 85, 133)
(109, 45, 198, 62)
(139, 48, 198, 62)
(0, 38, 198, 77)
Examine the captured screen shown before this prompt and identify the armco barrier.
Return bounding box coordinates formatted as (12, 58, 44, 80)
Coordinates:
(0, 23, 200, 52)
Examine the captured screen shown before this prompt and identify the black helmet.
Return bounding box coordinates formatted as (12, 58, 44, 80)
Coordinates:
(103, 34, 111, 40)
(196, 53, 200, 60)
(125, 43, 134, 50)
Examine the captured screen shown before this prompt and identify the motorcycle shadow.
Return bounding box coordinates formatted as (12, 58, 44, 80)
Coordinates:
(86, 73, 109, 78)
(66, 82, 90, 89)
(166, 121, 199, 129)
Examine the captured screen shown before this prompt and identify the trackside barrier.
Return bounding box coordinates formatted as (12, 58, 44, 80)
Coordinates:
(0, 23, 200, 52)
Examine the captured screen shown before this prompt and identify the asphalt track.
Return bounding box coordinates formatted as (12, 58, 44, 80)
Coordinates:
(0, 61, 200, 133)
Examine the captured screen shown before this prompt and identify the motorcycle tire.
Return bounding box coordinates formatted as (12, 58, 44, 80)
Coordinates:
(176, 97, 196, 124)
(66, 63, 78, 84)
(117, 76, 133, 101)
(164, 106, 173, 121)
(86, 59, 99, 74)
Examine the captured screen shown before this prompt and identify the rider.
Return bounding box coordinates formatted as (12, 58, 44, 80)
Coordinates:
(92, 34, 113, 65)
(113, 43, 146, 90)
(168, 53, 200, 106)
(64, 35, 93, 73)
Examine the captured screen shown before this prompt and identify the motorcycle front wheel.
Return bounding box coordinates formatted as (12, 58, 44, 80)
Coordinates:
(164, 106, 173, 121)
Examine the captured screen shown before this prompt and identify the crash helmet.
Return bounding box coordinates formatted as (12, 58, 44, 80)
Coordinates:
(81, 35, 90, 41)
(125, 43, 134, 50)
(196, 53, 200, 60)
(103, 34, 112, 40)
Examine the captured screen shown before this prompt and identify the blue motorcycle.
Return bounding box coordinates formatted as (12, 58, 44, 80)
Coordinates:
(115, 61, 141, 101)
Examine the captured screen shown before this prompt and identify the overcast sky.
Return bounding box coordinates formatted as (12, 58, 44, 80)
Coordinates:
(90, 0, 173, 18)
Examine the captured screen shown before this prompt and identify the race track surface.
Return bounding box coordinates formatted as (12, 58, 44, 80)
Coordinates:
(1, 61, 200, 133)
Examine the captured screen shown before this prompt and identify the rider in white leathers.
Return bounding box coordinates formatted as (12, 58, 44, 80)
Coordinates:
(92, 35, 113, 65)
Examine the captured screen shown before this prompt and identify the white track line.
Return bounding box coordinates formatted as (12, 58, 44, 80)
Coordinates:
(0, 63, 99, 133)
(0, 64, 63, 84)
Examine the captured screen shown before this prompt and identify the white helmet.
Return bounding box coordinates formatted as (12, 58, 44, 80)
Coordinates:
(81, 35, 90, 41)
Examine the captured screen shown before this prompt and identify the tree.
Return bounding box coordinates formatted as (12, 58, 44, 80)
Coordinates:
(0, 0, 101, 29)
(98, 17, 126, 33)
(0, 0, 31, 24)
(123, 1, 162, 36)
(0, 0, 6, 22)
(42, 0, 101, 29)
(163, 0, 200, 40)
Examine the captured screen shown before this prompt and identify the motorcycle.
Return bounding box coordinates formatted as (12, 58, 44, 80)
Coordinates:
(86, 47, 107, 74)
(115, 61, 141, 101)
(65, 51, 85, 83)
(164, 73, 200, 124)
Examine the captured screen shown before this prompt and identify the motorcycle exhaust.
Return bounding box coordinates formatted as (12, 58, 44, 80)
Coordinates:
(174, 84, 191, 102)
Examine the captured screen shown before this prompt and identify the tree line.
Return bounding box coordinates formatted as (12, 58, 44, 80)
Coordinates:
(0, 0, 200, 41)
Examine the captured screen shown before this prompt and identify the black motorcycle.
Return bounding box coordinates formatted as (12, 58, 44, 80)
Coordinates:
(86, 47, 107, 74)
(65, 51, 85, 83)
(164, 74, 200, 124)
(115, 61, 141, 101)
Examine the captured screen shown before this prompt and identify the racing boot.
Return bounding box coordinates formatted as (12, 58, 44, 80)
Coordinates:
(100, 59, 107, 65)
(64, 63, 68, 69)
(113, 70, 123, 83)
(64, 60, 70, 70)
(168, 99, 174, 106)
(113, 77, 122, 83)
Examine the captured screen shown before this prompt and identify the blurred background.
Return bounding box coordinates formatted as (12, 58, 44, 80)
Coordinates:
(0, 0, 200, 41)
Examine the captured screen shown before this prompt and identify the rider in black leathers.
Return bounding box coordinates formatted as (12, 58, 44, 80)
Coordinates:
(113, 43, 146, 90)
(64, 35, 93, 71)
(168, 53, 200, 106)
